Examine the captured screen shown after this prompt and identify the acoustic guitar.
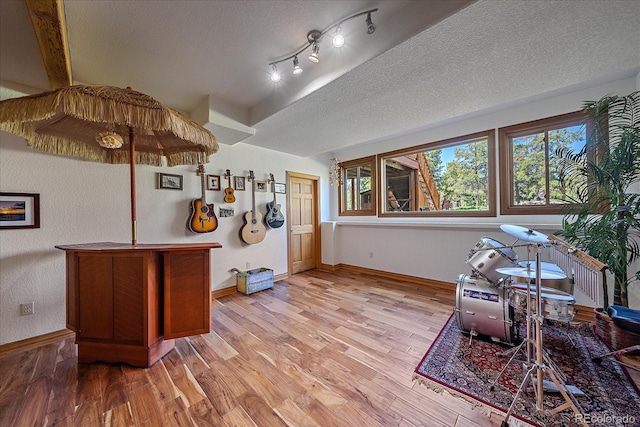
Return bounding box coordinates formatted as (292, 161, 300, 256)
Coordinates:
(188, 165, 218, 233)
(240, 170, 266, 244)
(223, 169, 236, 203)
(265, 173, 285, 229)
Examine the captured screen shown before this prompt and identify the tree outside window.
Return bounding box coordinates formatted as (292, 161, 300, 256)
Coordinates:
(499, 111, 588, 215)
(380, 130, 496, 217)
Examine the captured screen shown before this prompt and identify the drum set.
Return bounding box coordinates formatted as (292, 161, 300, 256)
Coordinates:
(454, 224, 588, 427)
(457, 235, 576, 345)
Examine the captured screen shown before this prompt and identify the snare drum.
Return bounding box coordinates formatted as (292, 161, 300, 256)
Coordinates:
(455, 274, 514, 343)
(508, 283, 576, 322)
(466, 237, 518, 285)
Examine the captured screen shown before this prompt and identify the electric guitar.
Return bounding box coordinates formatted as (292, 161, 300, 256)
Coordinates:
(265, 173, 285, 229)
(240, 170, 266, 244)
(223, 169, 236, 203)
(188, 165, 218, 233)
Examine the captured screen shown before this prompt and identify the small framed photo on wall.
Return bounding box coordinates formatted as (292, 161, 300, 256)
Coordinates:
(158, 173, 183, 190)
(0, 192, 40, 229)
(254, 180, 267, 192)
(207, 175, 221, 191)
(274, 183, 286, 194)
(235, 176, 246, 191)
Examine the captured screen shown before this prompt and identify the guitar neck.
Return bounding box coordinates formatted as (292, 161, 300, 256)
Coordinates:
(251, 177, 256, 220)
(272, 181, 277, 204)
(200, 173, 207, 202)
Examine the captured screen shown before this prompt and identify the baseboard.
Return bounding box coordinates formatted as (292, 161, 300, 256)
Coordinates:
(211, 272, 289, 300)
(211, 286, 237, 299)
(0, 329, 75, 359)
(334, 263, 456, 295)
(319, 263, 338, 272)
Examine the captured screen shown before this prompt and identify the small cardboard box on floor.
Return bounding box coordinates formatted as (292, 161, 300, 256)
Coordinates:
(236, 268, 274, 295)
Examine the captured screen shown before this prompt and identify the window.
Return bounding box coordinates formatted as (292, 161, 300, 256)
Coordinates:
(379, 130, 496, 217)
(499, 111, 588, 215)
(339, 155, 377, 216)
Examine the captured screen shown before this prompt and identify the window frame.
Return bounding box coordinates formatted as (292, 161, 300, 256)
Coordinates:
(338, 155, 377, 216)
(378, 130, 496, 218)
(498, 110, 589, 215)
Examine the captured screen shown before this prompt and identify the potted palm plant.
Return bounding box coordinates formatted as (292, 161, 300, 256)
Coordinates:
(555, 91, 640, 347)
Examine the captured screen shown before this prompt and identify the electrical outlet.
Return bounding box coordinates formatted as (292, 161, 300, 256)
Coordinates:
(369, 252, 374, 258)
(20, 301, 34, 316)
(246, 261, 251, 269)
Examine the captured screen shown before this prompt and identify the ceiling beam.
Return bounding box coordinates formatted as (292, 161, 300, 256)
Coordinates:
(25, 0, 72, 89)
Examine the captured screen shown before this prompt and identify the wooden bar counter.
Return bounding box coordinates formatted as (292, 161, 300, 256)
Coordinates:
(55, 242, 222, 367)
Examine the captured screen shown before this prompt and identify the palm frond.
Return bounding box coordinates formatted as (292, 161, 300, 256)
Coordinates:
(557, 91, 640, 307)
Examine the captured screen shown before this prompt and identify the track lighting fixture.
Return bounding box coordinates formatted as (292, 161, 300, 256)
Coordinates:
(268, 8, 378, 80)
(292, 56, 303, 74)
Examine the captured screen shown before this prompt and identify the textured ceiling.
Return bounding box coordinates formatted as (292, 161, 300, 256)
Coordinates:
(1, 0, 639, 157)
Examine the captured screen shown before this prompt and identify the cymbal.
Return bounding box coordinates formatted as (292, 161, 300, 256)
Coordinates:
(518, 260, 564, 274)
(500, 224, 549, 243)
(495, 267, 566, 280)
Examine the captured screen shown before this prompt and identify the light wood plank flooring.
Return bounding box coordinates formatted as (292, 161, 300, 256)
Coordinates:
(0, 269, 512, 426)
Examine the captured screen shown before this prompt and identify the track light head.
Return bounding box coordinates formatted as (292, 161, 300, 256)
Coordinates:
(292, 56, 303, 74)
(332, 25, 344, 48)
(366, 12, 376, 34)
(270, 64, 281, 82)
(309, 42, 320, 63)
(307, 30, 321, 63)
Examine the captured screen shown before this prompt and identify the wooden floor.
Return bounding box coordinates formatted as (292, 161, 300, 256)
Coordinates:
(0, 269, 532, 426)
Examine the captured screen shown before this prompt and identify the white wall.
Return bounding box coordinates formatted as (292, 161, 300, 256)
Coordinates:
(325, 75, 640, 310)
(0, 127, 331, 344)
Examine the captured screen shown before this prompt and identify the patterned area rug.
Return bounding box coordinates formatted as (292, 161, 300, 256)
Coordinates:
(413, 313, 640, 427)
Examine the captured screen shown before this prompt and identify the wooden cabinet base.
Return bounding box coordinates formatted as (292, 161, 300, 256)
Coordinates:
(77, 338, 175, 368)
(56, 242, 222, 368)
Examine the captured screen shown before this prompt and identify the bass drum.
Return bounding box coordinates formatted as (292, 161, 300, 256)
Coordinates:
(466, 237, 518, 285)
(455, 274, 514, 343)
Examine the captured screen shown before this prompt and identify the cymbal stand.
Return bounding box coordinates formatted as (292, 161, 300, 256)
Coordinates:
(489, 240, 535, 391)
(501, 243, 588, 427)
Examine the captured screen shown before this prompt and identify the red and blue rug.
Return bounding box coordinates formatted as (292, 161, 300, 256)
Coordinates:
(413, 313, 640, 427)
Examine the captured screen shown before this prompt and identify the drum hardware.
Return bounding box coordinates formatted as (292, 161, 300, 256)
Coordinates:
(495, 225, 588, 427)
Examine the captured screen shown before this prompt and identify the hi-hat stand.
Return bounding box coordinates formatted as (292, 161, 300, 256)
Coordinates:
(496, 225, 588, 427)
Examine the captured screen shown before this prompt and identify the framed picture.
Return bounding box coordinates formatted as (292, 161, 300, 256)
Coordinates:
(274, 183, 286, 194)
(158, 173, 183, 190)
(254, 180, 267, 192)
(234, 176, 245, 191)
(219, 207, 234, 218)
(0, 192, 40, 229)
(207, 174, 221, 191)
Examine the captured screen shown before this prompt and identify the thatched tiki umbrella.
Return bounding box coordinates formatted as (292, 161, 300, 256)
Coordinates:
(0, 85, 218, 244)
